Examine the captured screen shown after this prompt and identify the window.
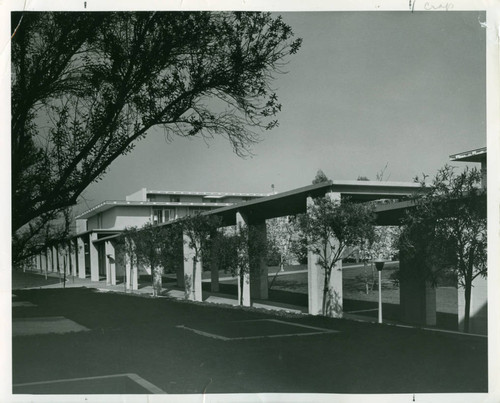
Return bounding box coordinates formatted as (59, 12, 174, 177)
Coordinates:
(170, 196, 180, 202)
(165, 208, 175, 221)
(153, 208, 163, 224)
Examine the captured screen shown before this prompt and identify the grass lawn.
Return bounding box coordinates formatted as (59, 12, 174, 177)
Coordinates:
(213, 262, 459, 330)
(11, 283, 487, 394)
(12, 270, 64, 289)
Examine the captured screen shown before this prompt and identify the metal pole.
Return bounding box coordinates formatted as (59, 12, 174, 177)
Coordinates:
(378, 270, 382, 324)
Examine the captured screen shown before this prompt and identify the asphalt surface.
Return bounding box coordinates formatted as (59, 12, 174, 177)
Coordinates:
(12, 285, 488, 395)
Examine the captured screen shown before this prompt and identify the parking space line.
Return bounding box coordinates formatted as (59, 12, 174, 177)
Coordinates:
(177, 319, 338, 341)
(236, 318, 338, 333)
(176, 325, 230, 340)
(344, 308, 378, 314)
(13, 373, 166, 394)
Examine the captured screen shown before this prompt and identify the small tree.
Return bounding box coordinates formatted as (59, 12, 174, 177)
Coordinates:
(266, 216, 299, 289)
(358, 226, 401, 293)
(181, 214, 222, 300)
(312, 169, 329, 184)
(158, 224, 184, 281)
(118, 227, 139, 291)
(210, 224, 266, 306)
(266, 217, 295, 269)
(399, 165, 486, 333)
(211, 227, 240, 275)
(298, 196, 375, 316)
(132, 223, 169, 297)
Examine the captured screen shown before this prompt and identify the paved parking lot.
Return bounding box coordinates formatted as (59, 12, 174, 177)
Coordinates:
(12, 283, 488, 395)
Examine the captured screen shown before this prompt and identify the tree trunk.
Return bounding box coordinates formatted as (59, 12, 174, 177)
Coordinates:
(63, 257, 66, 289)
(152, 266, 162, 297)
(151, 264, 156, 296)
(322, 268, 330, 316)
(238, 269, 244, 306)
(463, 273, 472, 333)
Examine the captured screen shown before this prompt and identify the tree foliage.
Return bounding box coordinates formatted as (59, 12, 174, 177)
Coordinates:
(121, 222, 183, 296)
(211, 223, 267, 305)
(298, 196, 375, 316)
(266, 216, 295, 268)
(181, 214, 221, 265)
(12, 11, 301, 261)
(399, 165, 486, 332)
(312, 169, 329, 184)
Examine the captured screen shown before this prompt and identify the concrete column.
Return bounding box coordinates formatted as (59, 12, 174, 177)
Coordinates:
(35, 254, 41, 272)
(249, 220, 268, 300)
(41, 252, 47, 277)
(399, 251, 436, 326)
(458, 276, 487, 334)
(77, 237, 86, 279)
(236, 212, 251, 307)
(51, 247, 57, 272)
(69, 240, 77, 277)
(47, 247, 52, 272)
(176, 231, 185, 288)
(52, 245, 60, 274)
(63, 243, 69, 277)
(307, 193, 343, 317)
(125, 253, 131, 291)
(105, 240, 116, 286)
(48, 247, 55, 273)
(89, 233, 99, 282)
(131, 262, 138, 290)
(210, 231, 219, 293)
(45, 249, 51, 273)
(59, 245, 67, 277)
(183, 232, 202, 301)
(125, 239, 139, 291)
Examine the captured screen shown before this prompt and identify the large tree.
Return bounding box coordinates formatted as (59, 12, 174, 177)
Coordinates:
(11, 11, 301, 262)
(399, 165, 487, 333)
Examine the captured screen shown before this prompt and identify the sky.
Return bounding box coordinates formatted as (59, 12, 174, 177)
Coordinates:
(74, 11, 487, 214)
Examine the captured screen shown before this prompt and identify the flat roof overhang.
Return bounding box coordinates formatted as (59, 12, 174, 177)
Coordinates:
(449, 147, 487, 163)
(147, 189, 270, 197)
(207, 180, 425, 226)
(76, 200, 233, 220)
(372, 191, 486, 226)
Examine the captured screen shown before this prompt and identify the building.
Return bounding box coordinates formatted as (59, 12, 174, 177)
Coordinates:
(37, 188, 269, 285)
(30, 148, 487, 334)
(75, 188, 269, 232)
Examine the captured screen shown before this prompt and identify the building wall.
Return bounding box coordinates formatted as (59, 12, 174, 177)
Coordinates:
(150, 194, 204, 203)
(87, 206, 152, 231)
(76, 219, 87, 234)
(126, 188, 147, 201)
(87, 215, 99, 231)
(221, 196, 249, 203)
(109, 206, 152, 229)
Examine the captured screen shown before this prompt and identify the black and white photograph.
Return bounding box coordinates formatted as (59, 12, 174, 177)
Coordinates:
(3, 1, 499, 402)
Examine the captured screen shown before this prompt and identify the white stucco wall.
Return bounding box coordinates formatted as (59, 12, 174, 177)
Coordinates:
(126, 188, 147, 201)
(109, 206, 152, 229)
(87, 206, 152, 231)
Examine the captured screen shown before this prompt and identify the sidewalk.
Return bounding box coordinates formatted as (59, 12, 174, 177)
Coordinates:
(14, 270, 306, 315)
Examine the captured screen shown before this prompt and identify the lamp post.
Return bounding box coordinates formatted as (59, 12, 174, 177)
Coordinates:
(374, 259, 385, 324)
